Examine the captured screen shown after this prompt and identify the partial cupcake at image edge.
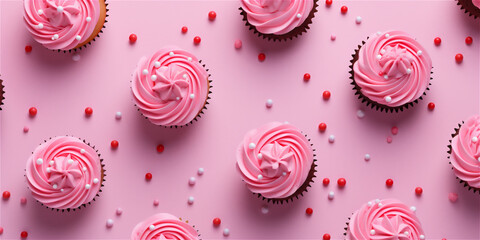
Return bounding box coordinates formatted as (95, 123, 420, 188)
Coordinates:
(349, 30, 433, 113)
(25, 136, 105, 211)
(236, 122, 317, 204)
(344, 199, 426, 240)
(457, 0, 480, 19)
(239, 0, 319, 41)
(447, 115, 480, 194)
(24, 0, 109, 52)
(131, 213, 200, 240)
(0, 78, 4, 110)
(131, 46, 212, 128)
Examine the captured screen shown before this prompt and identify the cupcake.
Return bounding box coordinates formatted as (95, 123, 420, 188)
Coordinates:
(240, 0, 318, 41)
(131, 47, 212, 127)
(236, 122, 316, 203)
(345, 199, 426, 240)
(448, 115, 480, 194)
(350, 30, 433, 112)
(457, 0, 480, 19)
(24, 0, 108, 52)
(25, 136, 105, 211)
(0, 79, 4, 110)
(131, 213, 200, 240)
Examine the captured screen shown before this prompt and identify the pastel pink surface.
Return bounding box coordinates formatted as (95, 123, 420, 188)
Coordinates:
(1, 1, 479, 240)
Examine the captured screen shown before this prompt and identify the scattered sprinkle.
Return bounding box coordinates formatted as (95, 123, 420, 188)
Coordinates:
(355, 16, 362, 24)
(337, 178, 346, 187)
(188, 196, 194, 204)
(258, 53, 266, 62)
(193, 36, 201, 45)
(115, 112, 122, 119)
(106, 219, 114, 228)
(448, 192, 458, 203)
(428, 102, 435, 110)
(153, 199, 159, 206)
(328, 191, 335, 200)
(223, 228, 230, 236)
(234, 40, 242, 49)
(156, 144, 165, 153)
(265, 99, 273, 108)
(305, 207, 313, 215)
(188, 177, 196, 186)
(23, 126, 29, 133)
(330, 34, 336, 41)
(323, 178, 330, 185)
(340, 5, 348, 14)
(356, 109, 365, 119)
(20, 197, 27, 204)
(181, 26, 188, 34)
(364, 154, 371, 161)
(261, 206, 269, 214)
(434, 37, 441, 46)
(455, 53, 463, 63)
(465, 36, 473, 45)
(213, 217, 221, 226)
(129, 34, 137, 43)
(391, 126, 398, 135)
(116, 208, 123, 215)
(328, 135, 335, 143)
(386, 136, 393, 143)
(72, 54, 81, 61)
(198, 168, 204, 175)
(208, 11, 217, 21)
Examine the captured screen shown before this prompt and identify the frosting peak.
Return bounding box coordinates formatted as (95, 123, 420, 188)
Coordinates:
(259, 141, 294, 177)
(48, 154, 83, 189)
(43, 0, 81, 27)
(131, 213, 199, 240)
(379, 44, 413, 78)
(153, 65, 190, 101)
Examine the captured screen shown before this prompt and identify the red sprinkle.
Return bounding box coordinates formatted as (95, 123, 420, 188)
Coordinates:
(325, 0, 332, 6)
(0, 227, 3, 234)
(25, 45, 32, 53)
(258, 53, 266, 62)
(323, 91, 331, 100)
(323, 234, 331, 240)
(156, 144, 165, 153)
(465, 36, 473, 45)
(386, 179, 394, 187)
(145, 173, 153, 181)
(21, 231, 28, 238)
(387, 136, 393, 143)
(85, 107, 93, 116)
(213, 217, 221, 226)
(193, 36, 201, 45)
(181, 26, 188, 34)
(111, 140, 119, 149)
(318, 123, 327, 132)
(29, 107, 37, 117)
(340, 5, 348, 14)
(303, 73, 311, 81)
(129, 34, 137, 43)
(428, 102, 435, 110)
(415, 187, 423, 195)
(337, 178, 346, 187)
(323, 178, 330, 186)
(208, 11, 217, 21)
(2, 191, 10, 200)
(455, 53, 463, 63)
(305, 207, 313, 215)
(391, 126, 398, 135)
(434, 37, 441, 46)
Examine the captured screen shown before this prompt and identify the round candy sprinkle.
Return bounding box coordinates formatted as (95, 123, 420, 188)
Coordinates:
(25, 45, 32, 53)
(465, 36, 473, 45)
(187, 196, 194, 204)
(448, 192, 458, 203)
(323, 178, 330, 185)
(0, 227, 3, 234)
(364, 154, 371, 161)
(72, 54, 81, 62)
(323, 91, 331, 100)
(145, 173, 153, 181)
(115, 112, 122, 119)
(357, 109, 365, 119)
(340, 5, 348, 14)
(325, 0, 332, 6)
(223, 228, 230, 236)
(391, 126, 398, 135)
(303, 73, 311, 81)
(84, 107, 93, 116)
(434, 37, 441, 46)
(129, 34, 137, 43)
(415, 187, 423, 196)
(188, 177, 196, 186)
(323, 234, 331, 240)
(328, 191, 335, 200)
(153, 199, 159, 206)
(20, 197, 27, 204)
(305, 207, 313, 215)
(410, 206, 416, 212)
(193, 36, 201, 45)
(328, 135, 335, 143)
(156, 144, 165, 153)
(386, 179, 393, 187)
(387, 136, 393, 143)
(29, 107, 37, 117)
(198, 168, 204, 175)
(116, 208, 123, 215)
(234, 40, 242, 49)
(337, 178, 346, 187)
(111, 140, 119, 149)
(213, 217, 221, 226)
(265, 99, 273, 108)
(106, 219, 114, 228)
(21, 231, 28, 238)
(355, 16, 362, 24)
(2, 191, 10, 200)
(318, 123, 327, 132)
(455, 53, 463, 63)
(208, 11, 216, 21)
(428, 102, 435, 110)
(181, 26, 188, 33)
(261, 206, 269, 214)
(23, 126, 29, 133)
(258, 53, 266, 62)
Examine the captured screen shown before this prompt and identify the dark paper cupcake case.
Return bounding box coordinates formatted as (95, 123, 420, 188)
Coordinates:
(457, 0, 480, 19)
(0, 78, 4, 110)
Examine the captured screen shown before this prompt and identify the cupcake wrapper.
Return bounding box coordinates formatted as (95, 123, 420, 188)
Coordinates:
(133, 60, 213, 128)
(55, 0, 109, 53)
(253, 133, 317, 204)
(349, 40, 433, 113)
(343, 216, 351, 238)
(457, 0, 480, 19)
(25, 136, 106, 212)
(0, 78, 4, 110)
(177, 217, 202, 240)
(447, 122, 480, 194)
(239, 0, 318, 42)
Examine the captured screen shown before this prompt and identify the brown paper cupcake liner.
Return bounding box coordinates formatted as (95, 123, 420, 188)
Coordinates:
(253, 133, 317, 204)
(26, 136, 106, 212)
(457, 0, 480, 19)
(343, 216, 351, 238)
(349, 39, 433, 113)
(239, 0, 318, 42)
(0, 78, 4, 110)
(447, 122, 480, 195)
(133, 60, 212, 128)
(177, 217, 202, 240)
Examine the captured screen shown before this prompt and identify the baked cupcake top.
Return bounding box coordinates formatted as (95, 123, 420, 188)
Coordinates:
(131, 47, 209, 127)
(450, 115, 480, 188)
(131, 213, 199, 240)
(236, 122, 314, 199)
(353, 30, 432, 107)
(24, 0, 101, 51)
(25, 136, 102, 210)
(347, 199, 425, 240)
(240, 0, 315, 35)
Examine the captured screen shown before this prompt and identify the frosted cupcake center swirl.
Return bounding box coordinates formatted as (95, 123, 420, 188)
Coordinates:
(371, 216, 411, 239)
(378, 44, 414, 78)
(48, 154, 83, 189)
(451, 115, 480, 188)
(259, 141, 294, 177)
(153, 65, 190, 101)
(43, 0, 81, 27)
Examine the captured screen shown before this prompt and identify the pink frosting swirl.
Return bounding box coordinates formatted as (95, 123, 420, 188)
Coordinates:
(131, 47, 210, 127)
(451, 115, 480, 188)
(131, 213, 199, 240)
(25, 136, 102, 209)
(236, 122, 314, 199)
(241, 0, 314, 35)
(473, 0, 480, 8)
(347, 199, 425, 240)
(24, 0, 100, 50)
(353, 30, 432, 107)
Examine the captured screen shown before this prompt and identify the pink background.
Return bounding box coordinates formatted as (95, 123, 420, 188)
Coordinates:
(1, 0, 480, 239)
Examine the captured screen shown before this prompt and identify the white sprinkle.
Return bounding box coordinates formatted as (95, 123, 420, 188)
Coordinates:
(330, 34, 336, 41)
(410, 206, 416, 212)
(151, 75, 157, 81)
(328, 191, 335, 200)
(93, 178, 99, 184)
(142, 69, 148, 75)
(57, 6, 63, 13)
(85, 184, 91, 189)
(357, 109, 365, 119)
(355, 16, 362, 24)
(257, 174, 263, 180)
(296, 13, 302, 18)
(183, 73, 188, 79)
(188, 196, 194, 204)
(49, 160, 54, 165)
(385, 96, 392, 103)
(46, 167, 51, 173)
(261, 206, 269, 214)
(86, 16, 91, 22)
(406, 68, 412, 74)
(367, 201, 372, 207)
(375, 199, 380, 203)
(154, 61, 161, 68)
(189, 177, 196, 186)
(282, 172, 287, 176)
(38, 9, 43, 15)
(248, 143, 256, 149)
(223, 228, 230, 236)
(115, 112, 122, 119)
(378, 203, 383, 207)
(75, 35, 81, 41)
(370, 230, 376, 235)
(106, 219, 114, 228)
(72, 54, 81, 62)
(187, 57, 192, 62)
(80, 149, 86, 154)
(404, 231, 409, 236)
(257, 153, 263, 159)
(189, 94, 195, 99)
(116, 208, 123, 215)
(384, 74, 389, 79)
(328, 135, 335, 143)
(266, 99, 273, 108)
(364, 154, 371, 161)
(420, 235, 425, 239)
(67, 159, 74, 164)
(52, 184, 58, 189)
(417, 50, 423, 56)
(385, 33, 390, 38)
(169, 52, 174, 56)
(377, 31, 382, 35)
(36, 158, 43, 165)
(60, 189, 64, 192)
(54, 34, 59, 39)
(477, 157, 480, 162)
(176, 97, 180, 101)
(376, 55, 382, 60)
(380, 49, 386, 54)
(149, 225, 155, 231)
(472, 136, 478, 143)
(197, 168, 204, 175)
(83, 167, 87, 171)
(37, 23, 44, 29)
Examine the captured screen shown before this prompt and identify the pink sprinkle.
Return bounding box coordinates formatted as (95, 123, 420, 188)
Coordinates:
(391, 126, 398, 135)
(116, 208, 123, 216)
(386, 136, 393, 143)
(234, 40, 242, 49)
(106, 219, 114, 228)
(153, 199, 159, 206)
(330, 34, 336, 41)
(23, 126, 29, 133)
(20, 197, 27, 205)
(448, 193, 458, 203)
(0, 227, 3, 234)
